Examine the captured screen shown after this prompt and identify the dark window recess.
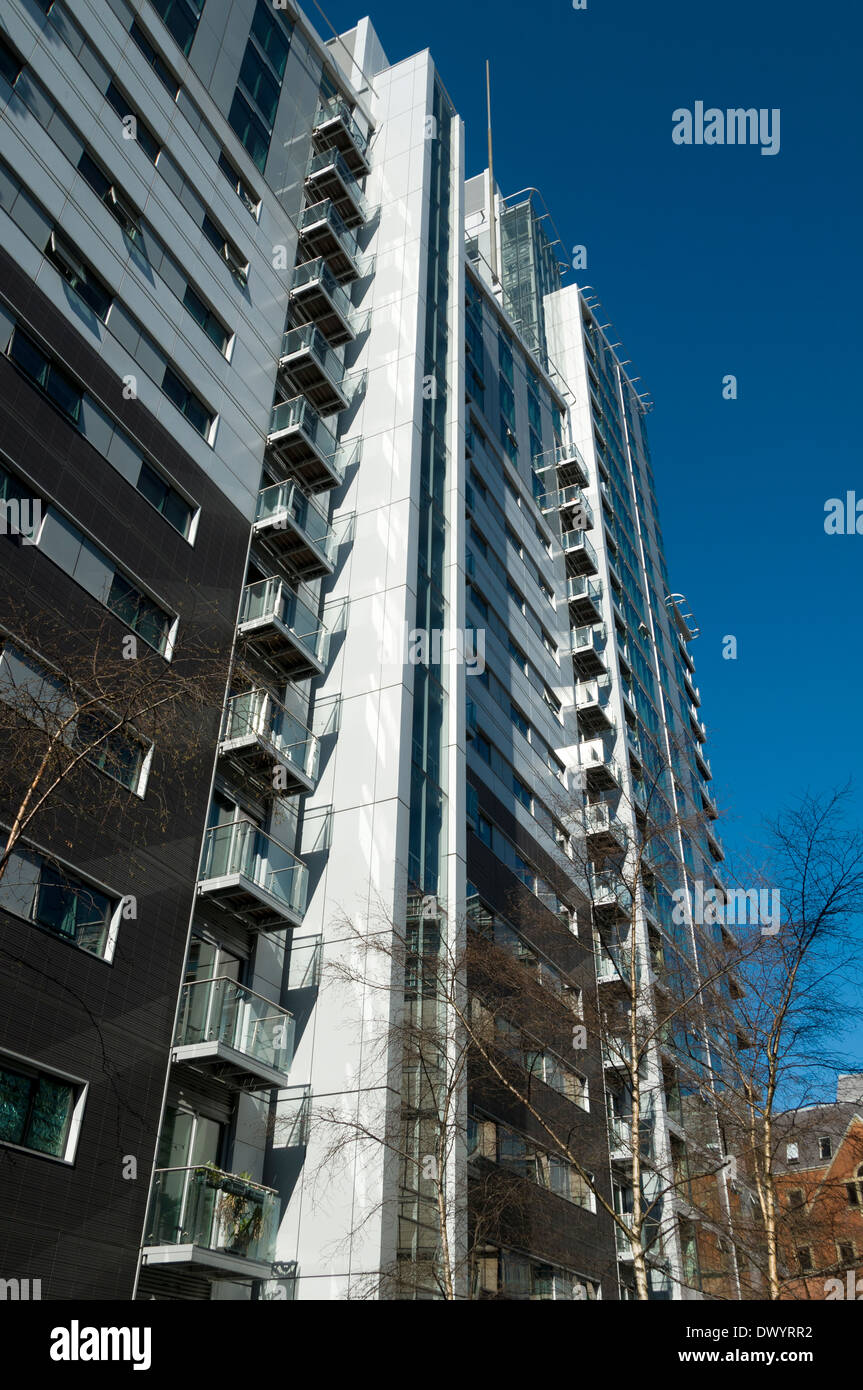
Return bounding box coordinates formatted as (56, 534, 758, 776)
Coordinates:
(0, 852, 115, 955)
(104, 83, 161, 164)
(146, 0, 203, 58)
(250, 0, 291, 78)
(162, 365, 212, 437)
(129, 21, 180, 97)
(44, 232, 112, 321)
(106, 572, 171, 654)
(239, 45, 279, 127)
(0, 1061, 76, 1158)
(8, 330, 81, 424)
(218, 151, 258, 213)
(201, 213, 248, 284)
(183, 285, 228, 353)
(77, 152, 144, 244)
(228, 89, 270, 173)
(136, 462, 192, 536)
(75, 709, 145, 791)
(0, 33, 22, 87)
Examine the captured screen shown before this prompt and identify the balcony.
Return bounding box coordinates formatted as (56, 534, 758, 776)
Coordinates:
(290, 257, 355, 346)
(219, 689, 320, 795)
(299, 199, 360, 281)
(571, 622, 607, 678)
(582, 751, 621, 794)
(609, 1116, 633, 1158)
(689, 705, 707, 744)
(142, 1165, 279, 1281)
(596, 949, 633, 985)
(561, 529, 598, 577)
(312, 96, 371, 176)
(254, 480, 336, 580)
(277, 325, 347, 414)
(700, 782, 719, 820)
(533, 440, 589, 490)
(198, 819, 308, 931)
(266, 396, 344, 491)
(237, 577, 328, 680)
(305, 147, 368, 228)
(694, 744, 712, 781)
(585, 801, 627, 855)
(706, 825, 725, 863)
(172, 976, 295, 1091)
(540, 484, 594, 529)
(567, 575, 603, 626)
(575, 676, 614, 735)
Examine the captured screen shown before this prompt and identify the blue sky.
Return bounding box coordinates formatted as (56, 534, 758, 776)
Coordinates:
(307, 0, 863, 1059)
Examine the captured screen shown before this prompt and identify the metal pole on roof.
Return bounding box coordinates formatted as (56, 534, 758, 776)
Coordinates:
(486, 60, 500, 285)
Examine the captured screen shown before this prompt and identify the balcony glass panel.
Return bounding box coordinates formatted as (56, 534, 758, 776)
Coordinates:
(256, 482, 336, 566)
(291, 258, 353, 322)
(199, 818, 308, 917)
(145, 1164, 279, 1263)
(175, 976, 294, 1074)
(239, 578, 327, 664)
(222, 688, 320, 783)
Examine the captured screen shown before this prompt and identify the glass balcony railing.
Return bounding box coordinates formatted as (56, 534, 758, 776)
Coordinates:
(221, 688, 320, 785)
(561, 530, 598, 572)
(576, 675, 613, 709)
(255, 480, 336, 569)
(533, 439, 590, 486)
(175, 976, 295, 1076)
(572, 623, 606, 654)
(268, 395, 339, 460)
(313, 96, 371, 164)
(291, 257, 353, 324)
(199, 819, 309, 921)
(540, 485, 594, 527)
(280, 324, 345, 391)
(306, 148, 368, 221)
(300, 198, 360, 260)
(144, 1164, 279, 1266)
(239, 577, 328, 667)
(585, 803, 625, 839)
(566, 575, 603, 606)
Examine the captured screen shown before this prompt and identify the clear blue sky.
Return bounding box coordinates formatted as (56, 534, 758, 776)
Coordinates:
(310, 0, 863, 1067)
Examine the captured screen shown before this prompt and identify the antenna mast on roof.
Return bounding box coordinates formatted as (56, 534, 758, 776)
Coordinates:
(486, 60, 500, 285)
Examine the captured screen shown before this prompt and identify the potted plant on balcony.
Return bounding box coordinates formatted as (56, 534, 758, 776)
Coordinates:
(217, 1173, 264, 1257)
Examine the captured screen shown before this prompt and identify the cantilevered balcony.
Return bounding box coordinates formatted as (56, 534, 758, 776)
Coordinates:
(312, 96, 371, 175)
(575, 676, 614, 736)
(700, 782, 719, 820)
(582, 751, 622, 794)
(540, 484, 594, 529)
(254, 480, 336, 580)
(198, 819, 308, 930)
(571, 622, 607, 678)
(561, 529, 598, 577)
(277, 325, 347, 414)
(567, 575, 603, 626)
(706, 825, 725, 863)
(237, 578, 328, 680)
(219, 689, 320, 795)
(689, 705, 707, 744)
(305, 147, 368, 227)
(533, 440, 590, 490)
(585, 801, 627, 855)
(172, 976, 295, 1091)
(266, 396, 344, 491)
(289, 257, 355, 346)
(142, 1165, 279, 1281)
(694, 744, 712, 781)
(299, 200, 360, 282)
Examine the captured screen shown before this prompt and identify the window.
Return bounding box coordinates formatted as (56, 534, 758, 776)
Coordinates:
(786, 1142, 799, 1164)
(787, 1188, 805, 1209)
(228, 90, 270, 172)
(218, 151, 258, 214)
(107, 572, 172, 654)
(0, 33, 22, 88)
(105, 83, 161, 164)
(838, 1241, 856, 1264)
(477, 814, 492, 847)
(513, 775, 532, 811)
(250, 0, 291, 78)
(0, 1056, 83, 1160)
(201, 213, 249, 285)
(796, 1247, 813, 1273)
(77, 152, 143, 244)
(44, 231, 113, 322)
(510, 704, 529, 739)
(75, 708, 147, 792)
(0, 847, 115, 958)
(847, 1165, 863, 1208)
(474, 732, 491, 765)
(183, 285, 229, 353)
(136, 463, 193, 537)
(146, 0, 204, 58)
(8, 330, 81, 423)
(238, 44, 280, 127)
(129, 21, 180, 96)
(162, 365, 212, 437)
(819, 1137, 833, 1161)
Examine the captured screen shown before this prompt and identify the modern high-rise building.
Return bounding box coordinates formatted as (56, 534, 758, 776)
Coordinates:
(0, 0, 735, 1302)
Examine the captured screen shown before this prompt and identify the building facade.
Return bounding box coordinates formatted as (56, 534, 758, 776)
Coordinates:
(0, 0, 734, 1302)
